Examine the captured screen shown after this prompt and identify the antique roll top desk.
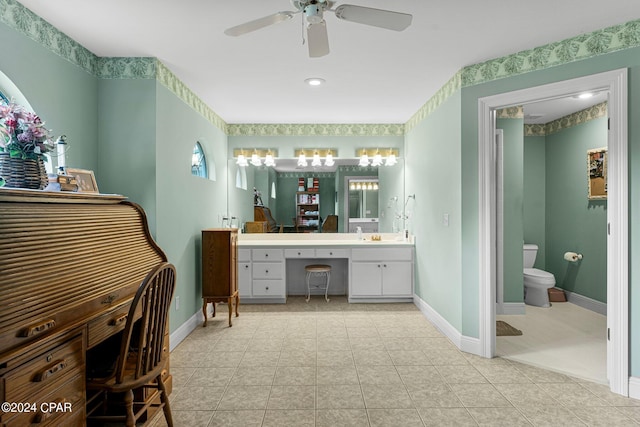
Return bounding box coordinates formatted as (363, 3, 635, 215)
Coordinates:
(0, 188, 171, 426)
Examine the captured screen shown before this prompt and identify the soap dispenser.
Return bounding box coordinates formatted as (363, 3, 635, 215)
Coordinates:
(356, 226, 362, 240)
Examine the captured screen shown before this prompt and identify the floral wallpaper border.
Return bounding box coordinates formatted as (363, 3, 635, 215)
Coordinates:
(496, 106, 524, 119)
(2, 0, 638, 136)
(524, 101, 608, 136)
(226, 123, 404, 137)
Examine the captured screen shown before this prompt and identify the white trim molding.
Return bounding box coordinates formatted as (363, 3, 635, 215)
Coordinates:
(413, 295, 482, 356)
(496, 303, 526, 315)
(629, 377, 640, 400)
(478, 68, 629, 396)
(564, 291, 607, 316)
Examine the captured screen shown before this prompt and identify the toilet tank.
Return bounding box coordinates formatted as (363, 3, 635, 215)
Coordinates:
(523, 243, 538, 268)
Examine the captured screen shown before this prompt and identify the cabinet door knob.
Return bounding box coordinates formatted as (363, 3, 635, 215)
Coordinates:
(329, 252, 333, 255)
(265, 253, 269, 257)
(298, 252, 301, 255)
(266, 286, 269, 290)
(244, 265, 249, 269)
(383, 264, 387, 268)
(265, 270, 269, 274)
(377, 264, 381, 268)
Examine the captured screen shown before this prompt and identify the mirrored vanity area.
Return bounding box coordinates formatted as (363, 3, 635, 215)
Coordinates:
(224, 141, 415, 304)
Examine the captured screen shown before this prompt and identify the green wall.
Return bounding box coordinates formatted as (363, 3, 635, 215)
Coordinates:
(523, 135, 547, 269)
(405, 92, 463, 331)
(497, 117, 525, 303)
(545, 117, 608, 302)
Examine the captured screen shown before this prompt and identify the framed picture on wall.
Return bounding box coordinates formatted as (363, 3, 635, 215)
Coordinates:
(587, 147, 607, 200)
(67, 168, 99, 194)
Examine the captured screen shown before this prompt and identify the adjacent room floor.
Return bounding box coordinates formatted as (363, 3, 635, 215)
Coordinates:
(496, 302, 607, 385)
(152, 297, 638, 427)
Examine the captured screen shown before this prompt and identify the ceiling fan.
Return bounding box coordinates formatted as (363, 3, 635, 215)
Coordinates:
(224, 0, 412, 58)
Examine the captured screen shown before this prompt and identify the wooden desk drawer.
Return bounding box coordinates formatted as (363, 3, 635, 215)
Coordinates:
(252, 262, 283, 279)
(2, 373, 85, 426)
(2, 335, 84, 404)
(87, 301, 132, 349)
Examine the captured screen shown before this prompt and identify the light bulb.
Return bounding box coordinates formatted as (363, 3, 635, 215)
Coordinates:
(250, 153, 262, 166)
(264, 153, 276, 167)
(324, 152, 335, 167)
(311, 152, 322, 167)
(385, 153, 397, 166)
(372, 153, 383, 167)
(359, 154, 369, 167)
(236, 154, 248, 167)
(297, 153, 308, 167)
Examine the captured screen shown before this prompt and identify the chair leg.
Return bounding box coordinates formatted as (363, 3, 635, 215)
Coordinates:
(123, 389, 136, 427)
(305, 271, 311, 303)
(228, 297, 233, 327)
(157, 374, 173, 427)
(325, 271, 331, 302)
(202, 301, 208, 327)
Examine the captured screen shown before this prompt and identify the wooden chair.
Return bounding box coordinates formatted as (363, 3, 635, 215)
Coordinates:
(87, 262, 177, 427)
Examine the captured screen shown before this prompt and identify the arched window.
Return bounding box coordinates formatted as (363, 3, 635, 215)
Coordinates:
(235, 166, 247, 190)
(191, 142, 208, 178)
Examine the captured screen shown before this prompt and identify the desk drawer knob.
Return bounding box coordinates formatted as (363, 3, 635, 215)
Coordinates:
(109, 314, 128, 326)
(19, 319, 56, 337)
(34, 359, 67, 382)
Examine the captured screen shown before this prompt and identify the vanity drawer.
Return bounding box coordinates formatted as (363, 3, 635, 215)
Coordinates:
(2, 334, 84, 404)
(351, 247, 413, 261)
(252, 262, 284, 279)
(252, 248, 284, 261)
(316, 248, 349, 258)
(252, 280, 286, 297)
(238, 249, 251, 262)
(285, 248, 315, 258)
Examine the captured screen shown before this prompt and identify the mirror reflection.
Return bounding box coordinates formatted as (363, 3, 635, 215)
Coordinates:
(227, 158, 404, 233)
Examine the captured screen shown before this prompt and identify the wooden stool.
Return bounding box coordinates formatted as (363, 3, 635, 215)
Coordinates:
(305, 264, 331, 302)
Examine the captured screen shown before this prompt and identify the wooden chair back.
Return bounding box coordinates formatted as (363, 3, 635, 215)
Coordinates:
(322, 215, 338, 233)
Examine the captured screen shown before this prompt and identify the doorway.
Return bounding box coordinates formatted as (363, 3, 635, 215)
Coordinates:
(478, 69, 629, 395)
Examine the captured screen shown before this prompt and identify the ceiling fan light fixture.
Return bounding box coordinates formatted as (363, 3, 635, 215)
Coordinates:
(304, 4, 324, 24)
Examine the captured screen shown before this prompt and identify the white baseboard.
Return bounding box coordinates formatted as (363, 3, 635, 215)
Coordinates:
(629, 377, 640, 400)
(413, 294, 482, 357)
(496, 302, 526, 315)
(169, 305, 212, 352)
(564, 290, 607, 316)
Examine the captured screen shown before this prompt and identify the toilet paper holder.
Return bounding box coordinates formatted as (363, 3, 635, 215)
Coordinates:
(564, 251, 583, 262)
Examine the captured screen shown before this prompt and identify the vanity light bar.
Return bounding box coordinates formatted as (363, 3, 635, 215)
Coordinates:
(294, 149, 337, 157)
(356, 148, 399, 157)
(233, 148, 278, 158)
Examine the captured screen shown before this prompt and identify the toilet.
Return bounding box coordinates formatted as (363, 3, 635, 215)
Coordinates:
(523, 243, 556, 307)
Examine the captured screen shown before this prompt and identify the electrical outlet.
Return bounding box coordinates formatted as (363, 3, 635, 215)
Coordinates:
(175, 296, 180, 311)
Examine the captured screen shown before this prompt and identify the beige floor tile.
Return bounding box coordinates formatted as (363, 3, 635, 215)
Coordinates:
(273, 366, 317, 385)
(356, 365, 403, 384)
(156, 409, 213, 426)
(450, 384, 513, 408)
(537, 382, 608, 406)
(317, 365, 360, 385)
(424, 348, 470, 365)
(317, 384, 366, 409)
(617, 406, 640, 422)
(474, 364, 533, 384)
(170, 386, 225, 411)
(353, 350, 393, 366)
(361, 383, 413, 409)
(202, 351, 244, 368)
(282, 337, 317, 351)
(208, 410, 264, 427)
(217, 385, 271, 410)
(246, 337, 284, 352)
(418, 407, 477, 426)
(579, 382, 640, 406)
(347, 327, 380, 338)
(367, 408, 424, 427)
(397, 365, 444, 385)
(317, 350, 355, 367)
(406, 383, 463, 408)
(267, 385, 316, 409)
(492, 383, 558, 407)
(230, 366, 276, 385)
(184, 367, 236, 387)
(467, 407, 532, 426)
(509, 361, 576, 384)
(170, 367, 196, 387)
(262, 409, 315, 426)
(388, 350, 431, 366)
(349, 337, 387, 351)
(382, 337, 425, 351)
(436, 365, 488, 384)
(277, 350, 317, 366)
(567, 406, 636, 426)
(316, 409, 369, 427)
(317, 337, 351, 351)
(517, 406, 587, 426)
(239, 351, 281, 367)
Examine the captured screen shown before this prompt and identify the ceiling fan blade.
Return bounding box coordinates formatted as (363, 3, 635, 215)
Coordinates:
(334, 4, 412, 31)
(224, 11, 295, 36)
(307, 22, 330, 58)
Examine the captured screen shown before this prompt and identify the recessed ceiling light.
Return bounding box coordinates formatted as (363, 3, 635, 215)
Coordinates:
(305, 77, 325, 86)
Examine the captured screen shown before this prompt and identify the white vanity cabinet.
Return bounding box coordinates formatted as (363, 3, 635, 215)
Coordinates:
(250, 248, 286, 301)
(238, 249, 252, 298)
(350, 247, 414, 299)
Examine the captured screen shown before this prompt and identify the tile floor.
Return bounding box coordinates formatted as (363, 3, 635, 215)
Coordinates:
(497, 302, 607, 384)
(151, 297, 640, 426)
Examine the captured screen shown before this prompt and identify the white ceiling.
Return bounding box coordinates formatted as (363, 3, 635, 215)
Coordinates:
(16, 0, 640, 124)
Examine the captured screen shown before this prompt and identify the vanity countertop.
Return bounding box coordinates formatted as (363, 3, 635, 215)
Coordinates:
(238, 233, 414, 247)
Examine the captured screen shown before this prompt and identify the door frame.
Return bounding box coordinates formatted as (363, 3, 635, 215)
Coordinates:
(477, 69, 629, 395)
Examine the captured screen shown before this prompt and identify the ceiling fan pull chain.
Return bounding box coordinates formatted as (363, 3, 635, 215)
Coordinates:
(301, 13, 306, 45)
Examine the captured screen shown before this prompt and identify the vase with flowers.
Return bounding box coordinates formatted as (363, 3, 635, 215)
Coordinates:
(0, 100, 55, 189)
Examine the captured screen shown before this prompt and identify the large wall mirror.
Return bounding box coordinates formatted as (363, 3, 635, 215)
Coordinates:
(226, 157, 404, 233)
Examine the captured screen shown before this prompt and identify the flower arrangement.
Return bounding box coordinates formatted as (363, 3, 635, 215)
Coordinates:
(0, 101, 55, 160)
